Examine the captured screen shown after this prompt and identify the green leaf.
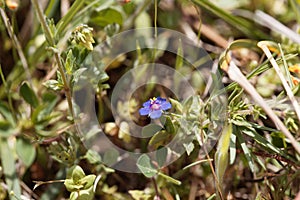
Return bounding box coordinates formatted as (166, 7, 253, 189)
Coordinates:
(164, 116, 175, 134)
(0, 120, 15, 137)
(43, 80, 63, 91)
(0, 138, 21, 199)
(72, 68, 87, 83)
(215, 123, 232, 198)
(142, 124, 162, 137)
(70, 187, 94, 200)
(169, 98, 183, 113)
(191, 0, 268, 39)
(90, 8, 123, 27)
(16, 138, 36, 167)
(236, 129, 255, 172)
(103, 149, 119, 166)
(156, 147, 167, 167)
(183, 142, 194, 156)
(229, 133, 237, 164)
(98, 71, 109, 83)
(271, 132, 287, 148)
(84, 149, 102, 164)
(64, 179, 83, 192)
(72, 165, 86, 183)
(65, 50, 76, 75)
(0, 101, 15, 125)
(136, 154, 157, 178)
(79, 175, 96, 189)
(129, 190, 151, 200)
(20, 82, 39, 108)
(134, 11, 152, 38)
(149, 130, 172, 148)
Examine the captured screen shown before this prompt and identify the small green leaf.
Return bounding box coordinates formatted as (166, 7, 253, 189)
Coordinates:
(20, 82, 39, 108)
(65, 50, 76, 75)
(215, 123, 232, 198)
(271, 132, 287, 148)
(141, 124, 162, 137)
(136, 154, 157, 178)
(98, 71, 110, 83)
(79, 175, 96, 189)
(0, 101, 15, 125)
(169, 98, 183, 113)
(129, 190, 151, 200)
(72, 166, 86, 183)
(90, 8, 123, 27)
(237, 129, 255, 172)
(0, 120, 15, 137)
(103, 149, 119, 166)
(0, 138, 21, 198)
(72, 68, 87, 83)
(229, 133, 237, 164)
(16, 138, 36, 167)
(64, 179, 83, 192)
(164, 116, 175, 134)
(156, 147, 167, 167)
(84, 150, 101, 164)
(149, 130, 171, 148)
(183, 142, 194, 156)
(43, 80, 63, 91)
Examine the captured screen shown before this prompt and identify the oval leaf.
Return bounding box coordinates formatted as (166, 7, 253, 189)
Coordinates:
(20, 82, 39, 108)
(16, 138, 36, 167)
(136, 154, 157, 178)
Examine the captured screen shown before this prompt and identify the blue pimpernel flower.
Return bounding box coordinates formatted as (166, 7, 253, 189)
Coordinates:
(139, 97, 172, 119)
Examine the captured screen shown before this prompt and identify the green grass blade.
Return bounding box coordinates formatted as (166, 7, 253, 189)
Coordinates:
(0, 138, 21, 199)
(191, 0, 268, 39)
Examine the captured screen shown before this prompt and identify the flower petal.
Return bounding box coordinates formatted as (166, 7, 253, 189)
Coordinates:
(139, 107, 150, 115)
(156, 97, 165, 103)
(149, 110, 162, 119)
(143, 100, 151, 107)
(160, 101, 171, 110)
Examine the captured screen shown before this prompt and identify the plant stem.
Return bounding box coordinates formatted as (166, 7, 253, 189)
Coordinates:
(0, 8, 32, 85)
(31, 0, 74, 119)
(152, 177, 160, 200)
(154, 0, 158, 38)
(0, 65, 16, 121)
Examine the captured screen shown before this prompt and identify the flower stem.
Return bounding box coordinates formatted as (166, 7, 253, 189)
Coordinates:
(31, 0, 75, 119)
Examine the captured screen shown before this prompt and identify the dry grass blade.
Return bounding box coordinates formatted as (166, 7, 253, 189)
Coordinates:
(258, 42, 300, 123)
(254, 10, 300, 44)
(223, 59, 300, 155)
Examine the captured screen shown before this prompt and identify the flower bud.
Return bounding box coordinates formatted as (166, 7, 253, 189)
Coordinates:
(5, 0, 19, 11)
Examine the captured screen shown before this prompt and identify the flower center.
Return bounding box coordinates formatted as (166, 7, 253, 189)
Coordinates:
(151, 103, 160, 110)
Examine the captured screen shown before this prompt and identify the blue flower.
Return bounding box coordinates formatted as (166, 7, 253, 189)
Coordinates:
(139, 97, 172, 119)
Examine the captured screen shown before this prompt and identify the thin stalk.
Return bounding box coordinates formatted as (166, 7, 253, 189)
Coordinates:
(278, 43, 293, 87)
(152, 177, 161, 200)
(0, 8, 32, 85)
(258, 43, 300, 123)
(200, 130, 224, 200)
(154, 0, 158, 38)
(31, 0, 74, 119)
(0, 65, 16, 121)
